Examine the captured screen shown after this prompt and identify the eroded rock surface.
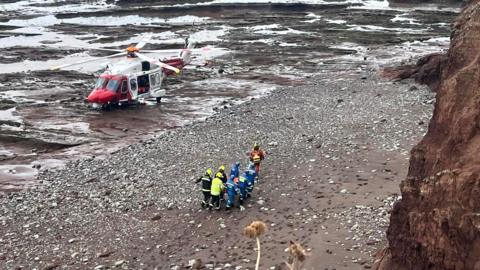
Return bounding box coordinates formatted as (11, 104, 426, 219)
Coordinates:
(375, 1, 480, 269)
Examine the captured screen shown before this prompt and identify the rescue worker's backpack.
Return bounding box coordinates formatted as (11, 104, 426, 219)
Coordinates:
(253, 153, 261, 164)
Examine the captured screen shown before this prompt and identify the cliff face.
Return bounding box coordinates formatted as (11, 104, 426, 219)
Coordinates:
(376, 1, 480, 269)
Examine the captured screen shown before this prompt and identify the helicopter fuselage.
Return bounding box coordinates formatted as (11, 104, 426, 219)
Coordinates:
(87, 57, 185, 107)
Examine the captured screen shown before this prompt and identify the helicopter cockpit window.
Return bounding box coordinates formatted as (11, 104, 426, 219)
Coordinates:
(130, 79, 137, 92)
(95, 77, 108, 89)
(106, 79, 120, 93)
(121, 80, 128, 94)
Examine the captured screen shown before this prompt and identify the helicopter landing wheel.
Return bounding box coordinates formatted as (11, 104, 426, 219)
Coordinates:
(156, 97, 162, 104)
(102, 103, 112, 111)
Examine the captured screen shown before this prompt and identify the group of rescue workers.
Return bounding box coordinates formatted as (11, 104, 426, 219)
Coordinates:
(195, 143, 265, 211)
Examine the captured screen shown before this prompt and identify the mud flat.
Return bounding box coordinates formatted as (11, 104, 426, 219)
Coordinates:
(0, 67, 434, 269)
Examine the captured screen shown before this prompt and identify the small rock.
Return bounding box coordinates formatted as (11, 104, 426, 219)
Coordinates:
(114, 260, 125, 267)
(150, 214, 162, 221)
(43, 263, 60, 270)
(97, 251, 114, 258)
(189, 258, 203, 269)
(409, 85, 418, 91)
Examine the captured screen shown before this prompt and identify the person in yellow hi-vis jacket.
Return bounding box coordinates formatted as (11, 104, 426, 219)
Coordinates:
(210, 172, 224, 210)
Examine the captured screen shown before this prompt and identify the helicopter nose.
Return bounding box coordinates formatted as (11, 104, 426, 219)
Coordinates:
(87, 90, 99, 103)
(87, 89, 115, 104)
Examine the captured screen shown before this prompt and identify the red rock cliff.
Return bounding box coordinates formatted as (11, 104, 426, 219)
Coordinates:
(375, 1, 480, 269)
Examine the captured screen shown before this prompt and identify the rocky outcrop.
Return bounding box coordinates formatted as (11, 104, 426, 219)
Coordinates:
(381, 53, 448, 92)
(375, 1, 480, 269)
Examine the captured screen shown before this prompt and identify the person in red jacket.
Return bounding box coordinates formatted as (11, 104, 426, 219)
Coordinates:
(249, 143, 265, 175)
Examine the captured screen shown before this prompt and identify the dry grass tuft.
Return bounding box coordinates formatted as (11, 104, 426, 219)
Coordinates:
(244, 225, 257, 239)
(285, 241, 310, 270)
(288, 241, 308, 262)
(243, 220, 268, 270)
(244, 221, 267, 239)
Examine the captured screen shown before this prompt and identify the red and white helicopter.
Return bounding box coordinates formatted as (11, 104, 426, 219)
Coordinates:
(52, 38, 212, 109)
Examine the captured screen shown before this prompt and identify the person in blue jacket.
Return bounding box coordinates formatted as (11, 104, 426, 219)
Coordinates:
(247, 161, 257, 180)
(245, 168, 256, 197)
(229, 161, 240, 181)
(225, 177, 239, 210)
(238, 172, 248, 207)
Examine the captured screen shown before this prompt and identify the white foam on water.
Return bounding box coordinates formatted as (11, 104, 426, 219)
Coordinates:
(249, 24, 281, 31)
(62, 15, 165, 26)
(162, 0, 369, 8)
(63, 15, 209, 26)
(0, 108, 23, 124)
(410, 5, 461, 13)
(2, 15, 59, 27)
(0, 149, 15, 157)
(279, 42, 300, 47)
(241, 39, 274, 44)
(304, 13, 322, 23)
(1, 14, 210, 28)
(254, 27, 309, 35)
(165, 15, 210, 25)
(106, 26, 231, 47)
(0, 0, 115, 15)
(330, 35, 451, 69)
(325, 19, 347, 24)
(347, 24, 429, 34)
(189, 26, 232, 42)
(0, 25, 106, 49)
(330, 42, 366, 53)
(347, 0, 390, 10)
(344, 0, 460, 12)
(391, 14, 421, 25)
(433, 22, 450, 28)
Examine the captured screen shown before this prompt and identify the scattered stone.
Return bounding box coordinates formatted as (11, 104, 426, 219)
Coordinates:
(114, 260, 125, 267)
(150, 214, 162, 221)
(189, 258, 203, 269)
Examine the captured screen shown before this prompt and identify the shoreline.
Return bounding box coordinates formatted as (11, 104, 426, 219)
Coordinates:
(0, 70, 434, 269)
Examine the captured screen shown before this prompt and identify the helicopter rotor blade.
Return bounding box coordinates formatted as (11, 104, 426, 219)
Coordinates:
(135, 52, 180, 74)
(50, 51, 126, 71)
(136, 41, 147, 50)
(135, 33, 153, 50)
(138, 47, 223, 54)
(41, 45, 124, 53)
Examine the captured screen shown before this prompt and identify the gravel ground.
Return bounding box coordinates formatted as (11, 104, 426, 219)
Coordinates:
(0, 69, 434, 269)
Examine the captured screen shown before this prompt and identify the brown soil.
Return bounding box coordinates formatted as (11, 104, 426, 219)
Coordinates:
(375, 1, 480, 269)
